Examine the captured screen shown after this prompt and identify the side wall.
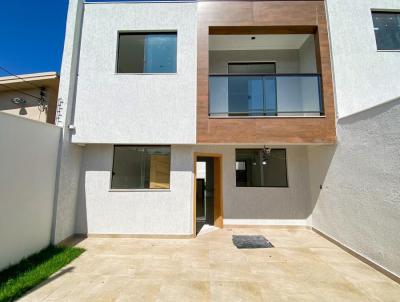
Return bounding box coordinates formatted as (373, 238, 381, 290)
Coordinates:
(309, 99, 400, 276)
(75, 144, 311, 235)
(0, 112, 61, 270)
(312, 0, 400, 277)
(52, 0, 85, 244)
(326, 0, 400, 117)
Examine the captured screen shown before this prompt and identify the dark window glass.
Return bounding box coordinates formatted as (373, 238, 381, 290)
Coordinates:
(236, 149, 288, 187)
(117, 32, 177, 73)
(227, 63, 277, 116)
(372, 12, 400, 50)
(111, 146, 171, 189)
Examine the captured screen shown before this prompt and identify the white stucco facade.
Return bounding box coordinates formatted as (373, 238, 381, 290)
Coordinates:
(311, 0, 400, 276)
(52, 0, 85, 244)
(326, 0, 400, 118)
(49, 0, 400, 279)
(308, 99, 400, 276)
(71, 2, 197, 144)
(74, 144, 312, 235)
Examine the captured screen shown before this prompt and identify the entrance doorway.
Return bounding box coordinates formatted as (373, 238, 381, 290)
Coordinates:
(194, 154, 223, 235)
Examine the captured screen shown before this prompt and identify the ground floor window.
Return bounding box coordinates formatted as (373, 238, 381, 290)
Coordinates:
(111, 145, 171, 189)
(235, 148, 288, 187)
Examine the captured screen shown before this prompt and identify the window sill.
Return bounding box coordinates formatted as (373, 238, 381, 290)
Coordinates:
(114, 73, 178, 75)
(377, 49, 400, 52)
(236, 186, 289, 189)
(209, 115, 326, 119)
(109, 189, 171, 192)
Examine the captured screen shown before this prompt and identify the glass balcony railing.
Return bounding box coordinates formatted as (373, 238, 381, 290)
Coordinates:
(209, 74, 323, 117)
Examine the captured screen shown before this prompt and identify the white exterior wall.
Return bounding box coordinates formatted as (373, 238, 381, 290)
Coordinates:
(71, 2, 197, 144)
(75, 145, 311, 235)
(193, 145, 312, 226)
(0, 113, 60, 270)
(75, 145, 194, 235)
(308, 100, 400, 276)
(310, 0, 400, 276)
(326, 0, 400, 118)
(52, 0, 85, 244)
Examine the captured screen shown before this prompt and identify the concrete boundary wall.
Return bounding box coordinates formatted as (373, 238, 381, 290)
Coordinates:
(308, 98, 400, 277)
(0, 112, 61, 270)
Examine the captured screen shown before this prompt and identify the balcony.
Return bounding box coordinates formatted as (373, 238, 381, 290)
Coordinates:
(209, 73, 323, 117)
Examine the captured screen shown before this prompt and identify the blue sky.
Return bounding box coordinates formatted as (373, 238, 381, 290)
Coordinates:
(0, 0, 69, 76)
(0, 0, 161, 76)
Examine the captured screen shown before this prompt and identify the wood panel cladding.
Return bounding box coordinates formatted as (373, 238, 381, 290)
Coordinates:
(197, 0, 336, 144)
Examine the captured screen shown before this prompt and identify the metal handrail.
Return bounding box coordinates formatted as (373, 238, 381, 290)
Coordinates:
(208, 73, 324, 116)
(209, 73, 321, 77)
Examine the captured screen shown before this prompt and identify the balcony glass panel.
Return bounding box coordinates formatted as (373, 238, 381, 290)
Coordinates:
(209, 74, 322, 117)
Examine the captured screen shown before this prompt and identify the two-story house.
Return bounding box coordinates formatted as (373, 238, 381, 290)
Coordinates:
(53, 0, 400, 278)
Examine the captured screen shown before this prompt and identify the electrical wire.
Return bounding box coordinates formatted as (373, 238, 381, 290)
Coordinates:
(0, 82, 42, 100)
(0, 66, 42, 90)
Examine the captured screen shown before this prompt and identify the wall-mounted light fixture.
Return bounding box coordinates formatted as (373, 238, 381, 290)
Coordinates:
(10, 97, 26, 105)
(262, 145, 271, 165)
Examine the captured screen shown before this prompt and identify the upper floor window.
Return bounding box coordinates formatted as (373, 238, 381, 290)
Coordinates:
(236, 148, 288, 187)
(111, 145, 171, 190)
(117, 32, 177, 73)
(372, 12, 400, 50)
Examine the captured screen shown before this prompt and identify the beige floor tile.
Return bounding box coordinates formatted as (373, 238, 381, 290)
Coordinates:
(210, 281, 264, 302)
(310, 247, 361, 264)
(18, 228, 399, 302)
(351, 280, 400, 302)
(327, 262, 392, 283)
(115, 280, 161, 302)
(308, 281, 377, 302)
(209, 260, 255, 282)
(156, 281, 210, 302)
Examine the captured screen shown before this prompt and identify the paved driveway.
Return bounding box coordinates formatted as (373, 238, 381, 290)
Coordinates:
(20, 228, 400, 301)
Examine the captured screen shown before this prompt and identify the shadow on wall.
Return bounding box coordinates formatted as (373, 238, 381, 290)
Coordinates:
(75, 169, 88, 235)
(309, 97, 400, 215)
(308, 144, 337, 215)
(307, 97, 400, 275)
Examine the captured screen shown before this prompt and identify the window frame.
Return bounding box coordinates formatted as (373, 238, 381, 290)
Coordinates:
(115, 30, 178, 74)
(371, 10, 400, 52)
(109, 145, 172, 192)
(235, 148, 289, 188)
(227, 62, 277, 74)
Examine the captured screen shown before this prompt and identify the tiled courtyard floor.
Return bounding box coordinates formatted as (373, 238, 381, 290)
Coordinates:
(20, 228, 400, 301)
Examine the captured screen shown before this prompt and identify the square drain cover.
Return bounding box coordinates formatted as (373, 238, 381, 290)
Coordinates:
(232, 235, 274, 249)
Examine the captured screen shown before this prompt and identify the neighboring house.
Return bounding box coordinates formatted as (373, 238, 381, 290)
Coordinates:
(0, 72, 59, 124)
(53, 0, 400, 277)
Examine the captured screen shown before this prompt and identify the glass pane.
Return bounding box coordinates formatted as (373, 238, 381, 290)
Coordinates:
(117, 34, 145, 73)
(372, 12, 400, 50)
(264, 77, 277, 116)
(235, 149, 288, 187)
(111, 146, 170, 189)
(276, 76, 321, 116)
(228, 63, 276, 74)
(209, 76, 229, 116)
(117, 33, 177, 73)
(228, 76, 263, 116)
(144, 34, 177, 73)
(209, 75, 322, 117)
